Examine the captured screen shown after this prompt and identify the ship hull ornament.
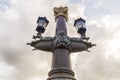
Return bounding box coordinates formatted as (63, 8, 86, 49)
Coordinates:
(27, 6, 96, 80)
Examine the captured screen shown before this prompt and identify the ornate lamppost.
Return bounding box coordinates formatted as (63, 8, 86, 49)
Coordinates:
(27, 6, 95, 80)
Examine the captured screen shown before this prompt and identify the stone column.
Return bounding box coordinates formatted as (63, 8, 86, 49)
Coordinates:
(47, 7, 75, 80)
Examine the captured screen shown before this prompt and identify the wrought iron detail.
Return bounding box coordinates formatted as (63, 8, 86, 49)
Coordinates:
(53, 32, 71, 50)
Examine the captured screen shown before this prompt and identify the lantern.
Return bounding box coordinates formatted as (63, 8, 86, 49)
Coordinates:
(36, 17, 49, 34)
(74, 18, 86, 36)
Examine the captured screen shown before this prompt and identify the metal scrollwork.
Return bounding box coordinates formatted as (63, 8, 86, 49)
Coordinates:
(53, 32, 71, 49)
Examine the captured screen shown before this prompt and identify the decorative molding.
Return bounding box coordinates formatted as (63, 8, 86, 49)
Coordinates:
(48, 67, 76, 80)
(27, 36, 96, 52)
(48, 67, 75, 76)
(53, 32, 71, 50)
(27, 37, 54, 51)
(53, 6, 68, 22)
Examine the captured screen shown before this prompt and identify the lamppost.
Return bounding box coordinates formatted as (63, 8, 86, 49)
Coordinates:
(27, 6, 95, 80)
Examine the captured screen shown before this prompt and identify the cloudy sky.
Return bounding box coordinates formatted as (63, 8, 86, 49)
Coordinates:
(0, 0, 120, 80)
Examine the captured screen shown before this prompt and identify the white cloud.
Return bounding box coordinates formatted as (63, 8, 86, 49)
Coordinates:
(0, 62, 17, 80)
(0, 0, 120, 80)
(102, 15, 120, 33)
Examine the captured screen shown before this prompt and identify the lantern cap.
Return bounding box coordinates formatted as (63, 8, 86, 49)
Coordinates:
(74, 18, 86, 27)
(37, 17, 49, 25)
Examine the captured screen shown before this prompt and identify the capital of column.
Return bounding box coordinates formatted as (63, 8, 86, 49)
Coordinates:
(53, 6, 68, 22)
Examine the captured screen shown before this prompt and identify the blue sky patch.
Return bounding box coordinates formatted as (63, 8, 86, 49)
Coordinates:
(0, 0, 11, 12)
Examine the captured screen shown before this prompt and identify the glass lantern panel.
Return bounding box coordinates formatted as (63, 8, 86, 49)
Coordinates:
(43, 22, 47, 28)
(81, 22, 86, 27)
(76, 22, 82, 28)
(38, 20, 44, 26)
(75, 22, 82, 31)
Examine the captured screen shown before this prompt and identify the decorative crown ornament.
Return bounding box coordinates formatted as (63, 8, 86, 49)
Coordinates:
(53, 6, 68, 22)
